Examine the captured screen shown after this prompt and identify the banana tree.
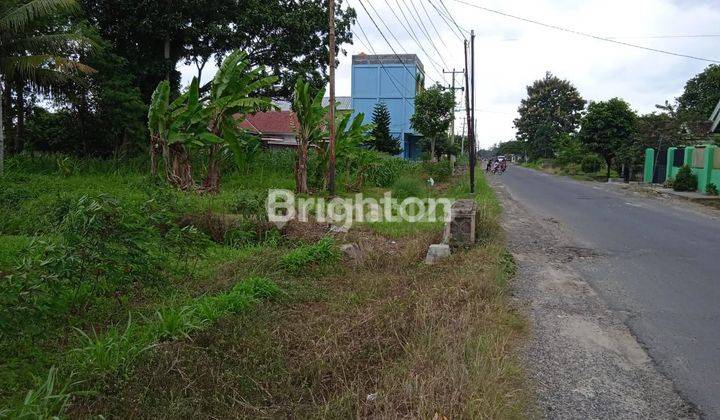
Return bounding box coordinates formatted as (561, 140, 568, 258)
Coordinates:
(148, 50, 275, 192)
(147, 78, 202, 190)
(318, 111, 372, 190)
(200, 50, 276, 192)
(291, 78, 326, 194)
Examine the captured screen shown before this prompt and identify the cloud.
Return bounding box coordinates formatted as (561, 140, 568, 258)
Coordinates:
(179, 0, 720, 148)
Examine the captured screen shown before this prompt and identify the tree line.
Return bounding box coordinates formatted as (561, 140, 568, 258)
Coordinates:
(495, 66, 720, 179)
(0, 0, 357, 171)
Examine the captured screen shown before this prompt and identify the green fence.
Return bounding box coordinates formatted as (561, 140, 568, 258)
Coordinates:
(644, 145, 719, 194)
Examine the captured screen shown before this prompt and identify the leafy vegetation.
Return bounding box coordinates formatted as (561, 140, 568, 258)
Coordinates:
(672, 165, 698, 192)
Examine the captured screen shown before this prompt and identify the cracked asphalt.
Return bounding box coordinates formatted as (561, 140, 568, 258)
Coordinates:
(490, 165, 720, 418)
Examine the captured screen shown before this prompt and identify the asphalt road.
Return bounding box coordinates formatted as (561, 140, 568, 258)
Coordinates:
(496, 165, 720, 418)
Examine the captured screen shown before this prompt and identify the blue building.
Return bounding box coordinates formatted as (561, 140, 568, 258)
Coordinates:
(351, 54, 424, 159)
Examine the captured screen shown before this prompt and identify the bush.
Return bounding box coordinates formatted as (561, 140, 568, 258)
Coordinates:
(281, 237, 339, 273)
(706, 182, 718, 196)
(365, 154, 416, 187)
(422, 160, 453, 183)
(581, 155, 602, 173)
(673, 165, 698, 192)
(391, 174, 428, 199)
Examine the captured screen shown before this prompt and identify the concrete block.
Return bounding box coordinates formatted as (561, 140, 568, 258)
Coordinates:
(425, 243, 451, 265)
(444, 199, 476, 248)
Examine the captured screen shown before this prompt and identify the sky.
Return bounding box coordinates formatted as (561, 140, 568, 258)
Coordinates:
(179, 0, 720, 149)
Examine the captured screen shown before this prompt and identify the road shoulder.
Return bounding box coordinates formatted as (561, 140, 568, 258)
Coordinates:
(490, 177, 699, 419)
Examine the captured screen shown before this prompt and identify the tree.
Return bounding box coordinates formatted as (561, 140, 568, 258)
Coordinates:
(677, 64, 720, 136)
(578, 98, 637, 180)
(514, 72, 586, 160)
(369, 101, 400, 155)
(82, 0, 356, 102)
(147, 50, 276, 192)
(411, 84, 455, 161)
(0, 0, 93, 173)
(292, 78, 327, 194)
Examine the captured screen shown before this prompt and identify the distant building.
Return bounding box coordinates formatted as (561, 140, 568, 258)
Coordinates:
(240, 111, 298, 148)
(351, 53, 424, 159)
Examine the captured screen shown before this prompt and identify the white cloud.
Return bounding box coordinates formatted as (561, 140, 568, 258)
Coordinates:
(179, 0, 720, 148)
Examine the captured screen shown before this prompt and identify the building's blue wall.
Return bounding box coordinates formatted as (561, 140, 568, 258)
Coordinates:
(351, 63, 419, 159)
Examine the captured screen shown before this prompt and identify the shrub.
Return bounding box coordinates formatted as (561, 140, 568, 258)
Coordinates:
(673, 165, 697, 192)
(281, 237, 339, 273)
(581, 155, 602, 173)
(422, 160, 453, 183)
(391, 174, 428, 199)
(706, 183, 719, 196)
(233, 189, 269, 222)
(365, 154, 416, 187)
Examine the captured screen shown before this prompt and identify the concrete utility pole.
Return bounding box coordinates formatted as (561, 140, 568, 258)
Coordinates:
(463, 40, 473, 192)
(443, 68, 464, 153)
(468, 30, 476, 193)
(327, 0, 337, 195)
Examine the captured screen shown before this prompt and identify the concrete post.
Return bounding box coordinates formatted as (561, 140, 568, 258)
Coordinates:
(684, 146, 694, 167)
(644, 148, 655, 183)
(702, 145, 715, 194)
(444, 199, 477, 248)
(666, 147, 676, 181)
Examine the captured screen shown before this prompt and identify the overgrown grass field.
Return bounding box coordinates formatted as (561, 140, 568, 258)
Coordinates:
(0, 152, 529, 418)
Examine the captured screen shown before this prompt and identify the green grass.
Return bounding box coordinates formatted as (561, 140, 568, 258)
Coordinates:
(1, 152, 528, 418)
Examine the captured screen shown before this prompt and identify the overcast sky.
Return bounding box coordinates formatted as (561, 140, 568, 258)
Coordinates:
(179, 0, 720, 148)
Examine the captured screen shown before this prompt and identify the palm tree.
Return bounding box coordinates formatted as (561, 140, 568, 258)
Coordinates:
(0, 0, 93, 174)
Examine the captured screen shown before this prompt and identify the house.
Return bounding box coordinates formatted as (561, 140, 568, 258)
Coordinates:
(240, 111, 298, 148)
(239, 96, 354, 148)
(351, 53, 424, 159)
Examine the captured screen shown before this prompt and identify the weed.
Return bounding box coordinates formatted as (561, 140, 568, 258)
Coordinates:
(4, 368, 73, 419)
(281, 237, 340, 273)
(706, 182, 718, 196)
(673, 165, 698, 192)
(151, 306, 205, 340)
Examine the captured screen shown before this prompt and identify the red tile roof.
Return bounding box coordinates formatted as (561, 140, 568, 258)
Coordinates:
(238, 111, 298, 135)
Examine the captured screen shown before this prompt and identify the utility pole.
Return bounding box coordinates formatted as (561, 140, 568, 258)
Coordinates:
(467, 30, 476, 193)
(463, 39, 473, 192)
(327, 0, 337, 195)
(443, 68, 464, 147)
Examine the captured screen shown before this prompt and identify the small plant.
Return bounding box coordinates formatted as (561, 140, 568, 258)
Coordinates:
(580, 154, 602, 173)
(151, 306, 205, 340)
(673, 165, 698, 192)
(282, 237, 340, 273)
(391, 174, 428, 199)
(422, 160, 453, 183)
(706, 183, 719, 196)
(5, 367, 72, 419)
(70, 318, 144, 379)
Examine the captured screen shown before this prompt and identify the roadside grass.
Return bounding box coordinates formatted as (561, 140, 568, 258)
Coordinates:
(520, 159, 619, 181)
(68, 168, 530, 418)
(2, 154, 529, 418)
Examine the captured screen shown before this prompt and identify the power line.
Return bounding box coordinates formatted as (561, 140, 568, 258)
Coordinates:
(350, 3, 417, 108)
(399, 0, 450, 78)
(608, 34, 720, 39)
(418, 0, 448, 48)
(449, 0, 720, 63)
(438, 0, 470, 36)
(355, 0, 427, 82)
(388, 0, 448, 74)
(427, 0, 465, 41)
(362, 0, 444, 82)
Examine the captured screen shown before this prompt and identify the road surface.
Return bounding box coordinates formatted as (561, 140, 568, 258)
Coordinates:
(496, 165, 720, 418)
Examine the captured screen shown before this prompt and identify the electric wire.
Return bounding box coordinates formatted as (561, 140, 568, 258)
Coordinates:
(449, 0, 720, 63)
